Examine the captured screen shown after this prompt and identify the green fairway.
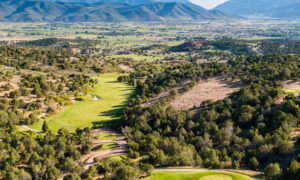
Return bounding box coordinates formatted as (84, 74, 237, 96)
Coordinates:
(29, 73, 135, 132)
(144, 171, 255, 180)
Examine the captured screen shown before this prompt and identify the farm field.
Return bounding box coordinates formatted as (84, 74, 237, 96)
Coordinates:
(144, 171, 255, 180)
(29, 73, 135, 132)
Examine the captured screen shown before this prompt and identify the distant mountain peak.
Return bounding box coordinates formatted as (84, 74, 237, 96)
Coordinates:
(0, 0, 241, 22)
(215, 0, 300, 19)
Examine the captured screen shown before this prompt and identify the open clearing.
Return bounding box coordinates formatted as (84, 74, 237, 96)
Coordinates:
(283, 80, 300, 95)
(29, 73, 135, 132)
(144, 171, 255, 180)
(170, 77, 243, 110)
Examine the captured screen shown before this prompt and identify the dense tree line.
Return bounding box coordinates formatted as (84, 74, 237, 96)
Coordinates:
(260, 40, 300, 54)
(120, 54, 300, 178)
(169, 40, 253, 55)
(0, 122, 93, 179)
(0, 70, 95, 125)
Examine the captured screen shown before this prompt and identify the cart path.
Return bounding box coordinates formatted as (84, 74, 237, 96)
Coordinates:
(79, 128, 127, 168)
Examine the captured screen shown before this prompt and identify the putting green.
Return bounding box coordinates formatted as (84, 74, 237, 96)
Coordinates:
(29, 73, 135, 132)
(145, 171, 254, 180)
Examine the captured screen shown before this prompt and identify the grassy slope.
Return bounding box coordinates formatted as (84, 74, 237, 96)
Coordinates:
(29, 73, 135, 132)
(144, 171, 255, 180)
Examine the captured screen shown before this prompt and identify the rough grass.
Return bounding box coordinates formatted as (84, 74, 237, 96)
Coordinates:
(94, 133, 117, 140)
(144, 171, 254, 180)
(282, 89, 300, 95)
(98, 142, 120, 151)
(29, 73, 135, 132)
(282, 80, 300, 96)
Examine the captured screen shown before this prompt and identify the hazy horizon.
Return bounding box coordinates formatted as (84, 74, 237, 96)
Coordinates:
(190, 0, 228, 9)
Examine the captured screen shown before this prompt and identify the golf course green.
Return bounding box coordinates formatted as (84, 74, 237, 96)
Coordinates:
(144, 171, 255, 180)
(29, 73, 135, 132)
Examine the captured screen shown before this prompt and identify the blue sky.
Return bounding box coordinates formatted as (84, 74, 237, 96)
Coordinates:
(189, 0, 228, 9)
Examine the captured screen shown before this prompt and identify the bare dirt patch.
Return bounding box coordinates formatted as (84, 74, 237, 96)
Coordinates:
(170, 77, 243, 110)
(284, 80, 300, 90)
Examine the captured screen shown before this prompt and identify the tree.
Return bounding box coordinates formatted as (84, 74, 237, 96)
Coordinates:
(277, 141, 295, 155)
(264, 163, 281, 179)
(63, 173, 81, 180)
(113, 165, 139, 180)
(17, 169, 32, 180)
(139, 163, 153, 176)
(42, 121, 49, 132)
(284, 160, 300, 180)
(249, 157, 259, 170)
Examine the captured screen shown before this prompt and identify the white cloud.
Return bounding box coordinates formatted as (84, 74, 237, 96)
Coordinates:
(189, 0, 228, 9)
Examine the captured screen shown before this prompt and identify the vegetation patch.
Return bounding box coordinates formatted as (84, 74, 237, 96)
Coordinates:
(144, 171, 254, 180)
(29, 73, 135, 132)
(94, 133, 117, 140)
(106, 154, 127, 161)
(98, 142, 120, 151)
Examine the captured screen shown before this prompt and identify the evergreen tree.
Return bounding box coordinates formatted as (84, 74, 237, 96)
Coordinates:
(42, 121, 49, 132)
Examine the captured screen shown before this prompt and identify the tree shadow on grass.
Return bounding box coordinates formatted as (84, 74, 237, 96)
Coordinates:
(106, 81, 120, 84)
(92, 85, 140, 131)
(93, 105, 124, 131)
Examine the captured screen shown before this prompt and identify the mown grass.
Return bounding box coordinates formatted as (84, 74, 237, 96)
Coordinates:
(97, 142, 120, 151)
(29, 73, 135, 132)
(144, 171, 255, 180)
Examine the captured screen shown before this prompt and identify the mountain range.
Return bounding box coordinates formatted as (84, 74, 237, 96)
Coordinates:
(215, 0, 300, 19)
(0, 0, 241, 22)
(46, 0, 191, 5)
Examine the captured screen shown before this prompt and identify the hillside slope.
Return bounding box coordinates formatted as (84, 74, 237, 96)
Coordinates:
(0, 0, 241, 22)
(215, 0, 300, 18)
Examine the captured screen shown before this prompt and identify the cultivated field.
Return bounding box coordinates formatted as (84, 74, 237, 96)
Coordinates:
(144, 171, 255, 180)
(170, 77, 243, 110)
(29, 73, 135, 132)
